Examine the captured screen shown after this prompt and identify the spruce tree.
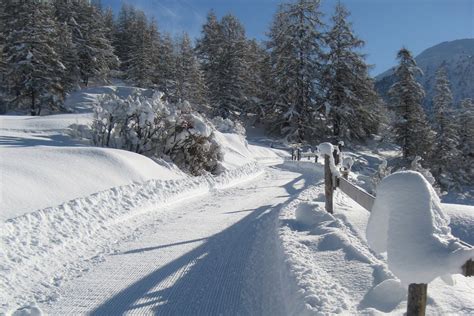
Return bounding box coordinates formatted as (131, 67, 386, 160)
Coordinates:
(2, 0, 65, 115)
(431, 67, 461, 188)
(266, 0, 325, 142)
(389, 48, 434, 159)
(324, 3, 382, 140)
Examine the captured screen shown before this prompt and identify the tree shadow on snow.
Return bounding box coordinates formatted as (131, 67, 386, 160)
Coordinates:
(0, 134, 84, 147)
(91, 203, 287, 316)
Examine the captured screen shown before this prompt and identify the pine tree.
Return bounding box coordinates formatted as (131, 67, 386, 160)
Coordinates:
(324, 3, 383, 140)
(389, 48, 434, 159)
(431, 67, 461, 188)
(2, 0, 65, 115)
(266, 0, 326, 142)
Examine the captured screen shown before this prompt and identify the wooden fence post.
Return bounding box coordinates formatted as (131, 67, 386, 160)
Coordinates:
(324, 154, 334, 214)
(462, 259, 474, 276)
(297, 148, 301, 161)
(407, 283, 428, 316)
(333, 148, 340, 165)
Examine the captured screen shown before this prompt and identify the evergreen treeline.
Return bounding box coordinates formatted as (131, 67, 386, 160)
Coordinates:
(0, 0, 472, 187)
(0, 0, 383, 144)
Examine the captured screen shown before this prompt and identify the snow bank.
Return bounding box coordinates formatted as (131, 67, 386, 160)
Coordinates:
(444, 203, 474, 245)
(367, 171, 474, 284)
(0, 162, 263, 311)
(295, 202, 328, 227)
(0, 147, 183, 220)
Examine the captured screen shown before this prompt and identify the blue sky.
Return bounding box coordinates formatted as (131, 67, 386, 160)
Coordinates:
(101, 0, 474, 75)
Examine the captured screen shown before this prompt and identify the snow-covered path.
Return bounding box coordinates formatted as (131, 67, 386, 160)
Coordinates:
(42, 165, 313, 315)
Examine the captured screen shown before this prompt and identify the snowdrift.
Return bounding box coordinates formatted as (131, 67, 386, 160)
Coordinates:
(0, 146, 183, 220)
(276, 163, 474, 315)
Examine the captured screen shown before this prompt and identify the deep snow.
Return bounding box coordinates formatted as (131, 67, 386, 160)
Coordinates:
(1, 85, 473, 315)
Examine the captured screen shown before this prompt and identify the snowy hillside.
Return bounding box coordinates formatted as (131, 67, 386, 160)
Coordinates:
(375, 38, 474, 111)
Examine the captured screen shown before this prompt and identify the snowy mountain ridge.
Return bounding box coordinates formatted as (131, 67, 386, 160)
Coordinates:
(375, 38, 474, 111)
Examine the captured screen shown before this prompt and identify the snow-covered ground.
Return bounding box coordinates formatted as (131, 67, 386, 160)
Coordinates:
(1, 85, 472, 315)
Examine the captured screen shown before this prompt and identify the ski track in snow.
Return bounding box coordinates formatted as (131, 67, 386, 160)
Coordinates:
(39, 164, 315, 315)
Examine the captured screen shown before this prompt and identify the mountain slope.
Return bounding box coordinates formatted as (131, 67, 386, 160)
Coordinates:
(375, 39, 474, 112)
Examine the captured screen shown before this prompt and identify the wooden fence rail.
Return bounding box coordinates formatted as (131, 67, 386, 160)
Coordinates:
(322, 153, 473, 316)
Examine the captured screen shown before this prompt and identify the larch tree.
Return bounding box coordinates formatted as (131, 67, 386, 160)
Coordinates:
(196, 11, 223, 115)
(431, 66, 461, 188)
(324, 3, 383, 140)
(125, 11, 154, 87)
(266, 0, 326, 142)
(389, 48, 434, 160)
(175, 33, 208, 108)
(458, 98, 474, 182)
(2, 0, 65, 115)
(196, 12, 249, 119)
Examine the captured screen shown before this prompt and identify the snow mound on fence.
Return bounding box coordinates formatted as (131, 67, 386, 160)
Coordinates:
(367, 171, 474, 284)
(0, 162, 263, 311)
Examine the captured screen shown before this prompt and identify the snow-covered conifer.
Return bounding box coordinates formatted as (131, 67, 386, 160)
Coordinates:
(2, 0, 65, 115)
(458, 98, 474, 181)
(389, 48, 434, 160)
(155, 34, 177, 100)
(324, 3, 383, 140)
(266, 0, 326, 142)
(431, 67, 461, 188)
(125, 11, 154, 87)
(196, 12, 249, 119)
(55, 0, 117, 86)
(175, 33, 208, 109)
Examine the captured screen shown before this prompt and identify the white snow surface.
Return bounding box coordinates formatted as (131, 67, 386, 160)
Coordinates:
(0, 86, 284, 220)
(368, 171, 474, 284)
(1, 86, 473, 315)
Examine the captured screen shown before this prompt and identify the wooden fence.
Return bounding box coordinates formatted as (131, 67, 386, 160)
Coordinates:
(321, 152, 473, 316)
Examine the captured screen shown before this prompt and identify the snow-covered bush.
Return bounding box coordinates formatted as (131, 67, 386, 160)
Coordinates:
(165, 113, 223, 176)
(91, 92, 223, 175)
(211, 116, 246, 136)
(407, 156, 442, 196)
(370, 160, 392, 193)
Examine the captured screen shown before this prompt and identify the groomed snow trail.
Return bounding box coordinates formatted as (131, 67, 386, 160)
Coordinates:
(42, 164, 315, 315)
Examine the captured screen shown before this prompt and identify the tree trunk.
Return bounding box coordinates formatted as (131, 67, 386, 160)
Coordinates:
(30, 91, 36, 116)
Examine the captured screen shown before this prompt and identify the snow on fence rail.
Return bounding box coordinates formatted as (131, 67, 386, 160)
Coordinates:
(319, 143, 473, 316)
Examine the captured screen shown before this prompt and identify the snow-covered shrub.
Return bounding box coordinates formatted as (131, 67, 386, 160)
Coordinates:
(91, 92, 223, 175)
(370, 160, 392, 193)
(407, 156, 442, 196)
(165, 113, 223, 176)
(211, 116, 246, 136)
